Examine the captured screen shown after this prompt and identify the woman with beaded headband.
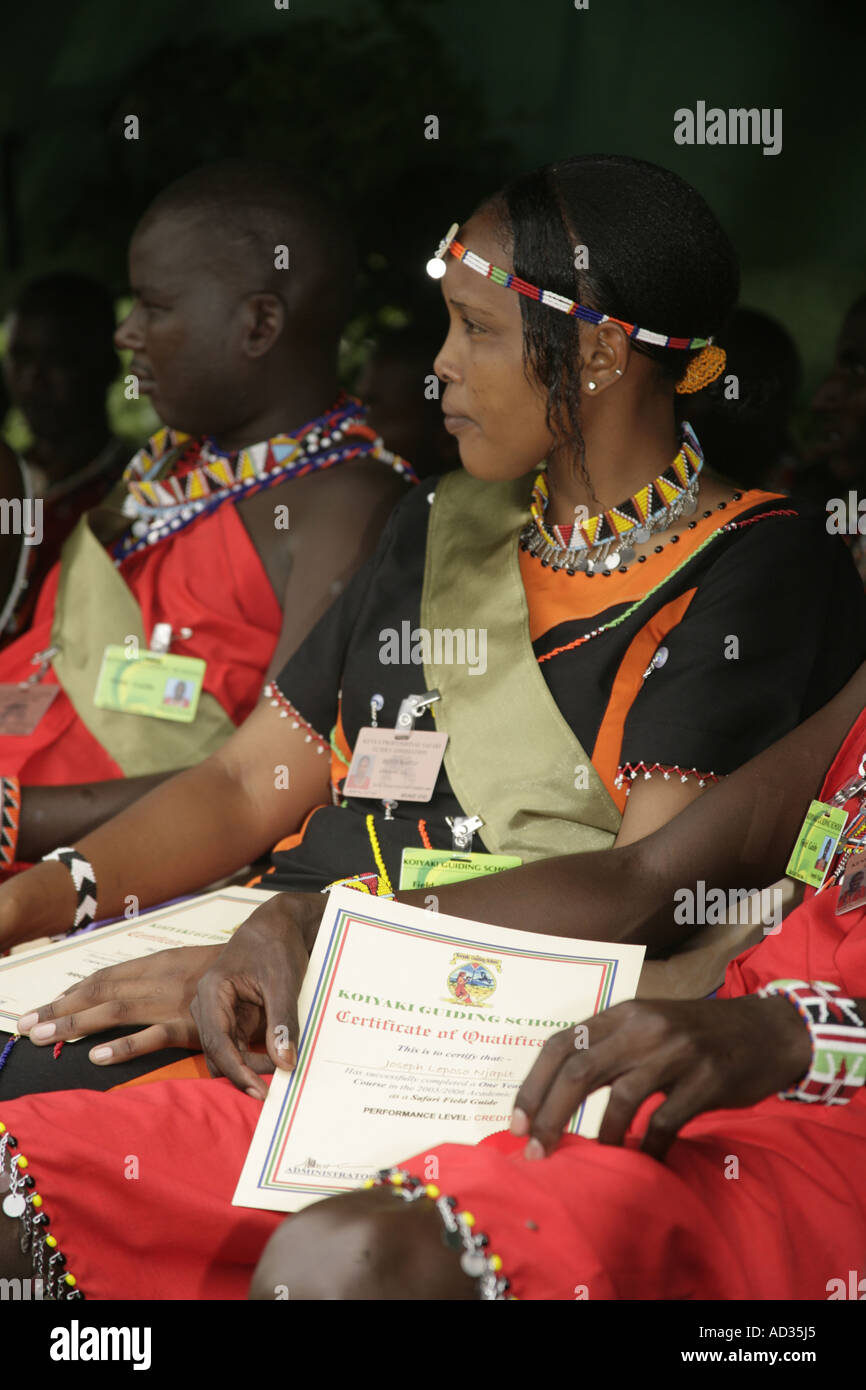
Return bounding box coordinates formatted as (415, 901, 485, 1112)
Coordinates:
(0, 156, 864, 1299)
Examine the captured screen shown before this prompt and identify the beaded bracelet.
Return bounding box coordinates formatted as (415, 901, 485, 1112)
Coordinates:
(41, 847, 98, 932)
(366, 1168, 510, 1299)
(759, 979, 866, 1103)
(0, 1121, 82, 1299)
(0, 776, 21, 867)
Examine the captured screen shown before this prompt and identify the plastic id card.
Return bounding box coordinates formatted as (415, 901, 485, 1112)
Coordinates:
(786, 800, 848, 889)
(93, 646, 206, 724)
(399, 847, 523, 890)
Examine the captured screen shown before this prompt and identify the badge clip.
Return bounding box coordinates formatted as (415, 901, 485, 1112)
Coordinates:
(395, 690, 441, 734)
(446, 814, 484, 852)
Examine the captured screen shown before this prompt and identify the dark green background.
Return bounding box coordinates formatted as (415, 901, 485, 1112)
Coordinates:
(2, 0, 864, 390)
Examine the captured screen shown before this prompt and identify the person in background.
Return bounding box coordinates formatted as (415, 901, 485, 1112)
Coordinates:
(795, 293, 866, 581)
(2, 273, 129, 640)
(0, 160, 413, 851)
(356, 322, 460, 479)
(683, 306, 801, 492)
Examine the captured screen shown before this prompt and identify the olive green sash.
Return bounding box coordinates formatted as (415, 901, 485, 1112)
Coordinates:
(50, 513, 236, 776)
(421, 470, 621, 862)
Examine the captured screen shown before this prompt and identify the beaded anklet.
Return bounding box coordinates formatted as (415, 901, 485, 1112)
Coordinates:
(366, 1168, 510, 1300)
(615, 761, 721, 792)
(0, 1121, 83, 1299)
(759, 980, 866, 1103)
(264, 683, 329, 754)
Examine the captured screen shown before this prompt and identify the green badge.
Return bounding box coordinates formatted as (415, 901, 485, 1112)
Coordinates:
(399, 847, 522, 890)
(94, 646, 206, 724)
(786, 800, 848, 888)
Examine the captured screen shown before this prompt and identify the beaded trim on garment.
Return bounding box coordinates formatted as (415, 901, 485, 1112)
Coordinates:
(615, 761, 721, 793)
(368, 1167, 511, 1299)
(0, 1120, 83, 1299)
(114, 396, 416, 564)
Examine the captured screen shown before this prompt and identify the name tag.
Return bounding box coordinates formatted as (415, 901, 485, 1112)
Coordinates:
(93, 646, 205, 723)
(836, 849, 866, 916)
(786, 800, 848, 889)
(343, 726, 448, 803)
(399, 847, 522, 890)
(0, 683, 59, 735)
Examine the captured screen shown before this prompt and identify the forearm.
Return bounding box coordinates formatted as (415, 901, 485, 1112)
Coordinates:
(17, 772, 173, 862)
(398, 662, 866, 951)
(4, 761, 274, 946)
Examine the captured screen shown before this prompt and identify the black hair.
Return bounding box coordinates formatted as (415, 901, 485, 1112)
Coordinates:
(685, 306, 801, 484)
(139, 159, 357, 344)
(485, 154, 739, 469)
(10, 272, 118, 381)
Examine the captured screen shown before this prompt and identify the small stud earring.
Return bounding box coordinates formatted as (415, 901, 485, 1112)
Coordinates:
(587, 381, 597, 392)
(614, 368, 623, 377)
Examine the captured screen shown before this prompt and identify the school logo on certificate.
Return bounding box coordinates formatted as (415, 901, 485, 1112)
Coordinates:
(446, 952, 500, 1007)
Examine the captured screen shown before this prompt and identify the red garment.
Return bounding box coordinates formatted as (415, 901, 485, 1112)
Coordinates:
(0, 502, 282, 784)
(2, 712, 866, 1300)
(2, 449, 127, 649)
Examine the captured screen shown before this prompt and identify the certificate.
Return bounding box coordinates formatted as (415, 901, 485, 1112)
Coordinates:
(0, 886, 276, 1033)
(234, 888, 645, 1213)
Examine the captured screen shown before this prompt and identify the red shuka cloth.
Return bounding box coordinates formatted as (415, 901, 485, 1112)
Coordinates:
(2, 710, 866, 1299)
(0, 503, 282, 784)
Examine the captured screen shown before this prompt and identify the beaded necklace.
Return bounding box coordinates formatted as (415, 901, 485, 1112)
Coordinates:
(114, 395, 415, 564)
(521, 423, 703, 575)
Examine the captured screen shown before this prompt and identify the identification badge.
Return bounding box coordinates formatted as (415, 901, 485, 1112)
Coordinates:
(0, 683, 59, 735)
(398, 847, 522, 890)
(343, 726, 448, 803)
(93, 646, 206, 723)
(836, 850, 866, 915)
(786, 800, 848, 888)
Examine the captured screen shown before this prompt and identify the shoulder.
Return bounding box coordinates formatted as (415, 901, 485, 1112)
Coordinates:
(704, 492, 853, 574)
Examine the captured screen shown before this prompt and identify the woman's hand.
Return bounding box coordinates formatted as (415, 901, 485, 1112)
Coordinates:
(17, 944, 223, 1063)
(511, 994, 812, 1162)
(191, 892, 325, 1100)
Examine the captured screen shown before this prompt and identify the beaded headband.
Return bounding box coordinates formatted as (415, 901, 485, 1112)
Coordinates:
(428, 221, 715, 348)
(426, 222, 726, 392)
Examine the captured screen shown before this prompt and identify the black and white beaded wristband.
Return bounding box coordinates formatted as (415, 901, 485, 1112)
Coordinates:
(41, 847, 98, 933)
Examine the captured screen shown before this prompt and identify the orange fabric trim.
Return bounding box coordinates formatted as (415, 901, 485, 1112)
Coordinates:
(521, 488, 784, 643)
(269, 802, 324, 857)
(111, 1053, 211, 1089)
(590, 589, 698, 811)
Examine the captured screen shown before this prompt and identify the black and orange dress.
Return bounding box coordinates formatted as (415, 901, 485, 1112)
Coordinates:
(260, 459, 866, 893)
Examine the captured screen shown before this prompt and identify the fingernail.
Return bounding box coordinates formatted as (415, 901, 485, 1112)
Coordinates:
(90, 1046, 113, 1063)
(17, 1012, 37, 1032)
(30, 1022, 55, 1041)
(510, 1107, 529, 1137)
(246, 1086, 265, 1100)
(524, 1138, 545, 1162)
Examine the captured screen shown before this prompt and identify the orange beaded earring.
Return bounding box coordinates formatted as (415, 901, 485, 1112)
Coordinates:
(675, 344, 727, 395)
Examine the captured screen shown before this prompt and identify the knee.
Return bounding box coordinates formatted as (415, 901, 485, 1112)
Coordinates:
(250, 1193, 411, 1300)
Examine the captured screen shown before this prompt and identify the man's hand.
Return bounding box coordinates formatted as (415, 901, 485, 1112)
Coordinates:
(511, 995, 812, 1162)
(190, 891, 324, 1099)
(17, 945, 223, 1063)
